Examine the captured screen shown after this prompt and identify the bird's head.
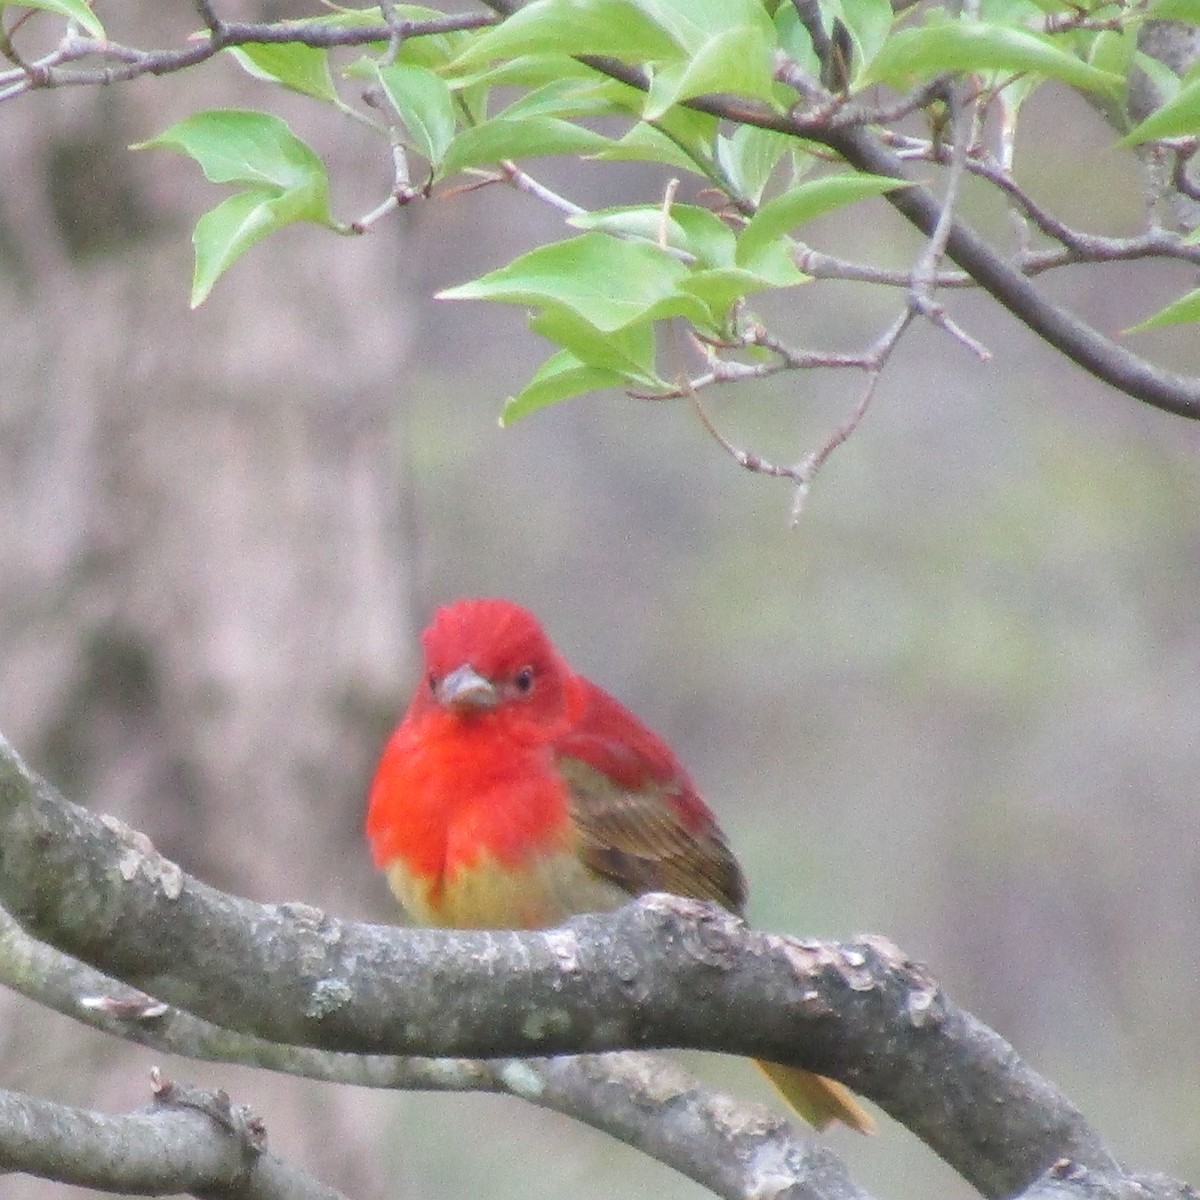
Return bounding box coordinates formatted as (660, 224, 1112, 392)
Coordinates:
(417, 598, 576, 728)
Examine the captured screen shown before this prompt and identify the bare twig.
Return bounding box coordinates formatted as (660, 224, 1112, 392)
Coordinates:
(1041, 10, 1129, 34)
(676, 86, 989, 518)
(905, 86, 993, 362)
(659, 177, 681, 250)
(794, 245, 974, 288)
(826, 77, 955, 129)
(629, 325, 874, 400)
(789, 311, 911, 522)
(192, 0, 223, 35)
(378, 0, 408, 67)
(496, 160, 587, 217)
(1170, 142, 1200, 203)
(0, 12, 499, 103)
(790, 0, 836, 73)
(351, 82, 424, 231)
(818, 119, 1200, 416)
(679, 308, 906, 523)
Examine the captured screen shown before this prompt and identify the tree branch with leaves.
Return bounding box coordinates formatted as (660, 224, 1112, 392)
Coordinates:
(5, 0, 1200, 521)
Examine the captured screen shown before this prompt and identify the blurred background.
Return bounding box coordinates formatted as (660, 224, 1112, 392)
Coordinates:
(2, 4, 1199, 1199)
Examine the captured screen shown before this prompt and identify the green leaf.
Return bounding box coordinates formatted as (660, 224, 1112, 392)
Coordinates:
(498, 78, 622, 121)
(591, 122, 710, 173)
(738, 237, 810, 287)
(680, 263, 806, 321)
(500, 351, 628, 424)
(1122, 74, 1200, 142)
(135, 109, 330, 193)
(1130, 48, 1181, 108)
(227, 43, 338, 102)
(628, 0, 775, 47)
(864, 16, 1123, 94)
(567, 204, 734, 269)
(569, 207, 694, 253)
(977, 0, 1057, 25)
(1126, 287, 1200, 331)
(773, 3, 821, 74)
(137, 111, 334, 306)
(392, 4, 483, 67)
(439, 117, 614, 177)
(635, 107, 723, 176)
(1087, 28, 1133, 90)
(530, 307, 661, 377)
(633, 0, 781, 116)
(447, 51, 598, 90)
(643, 24, 777, 118)
(190, 189, 299, 307)
(717, 124, 795, 205)
(356, 61, 457, 166)
(451, 0, 678, 69)
(438, 232, 689, 331)
(737, 173, 906, 270)
(1, 0, 103, 38)
(668, 205, 737, 267)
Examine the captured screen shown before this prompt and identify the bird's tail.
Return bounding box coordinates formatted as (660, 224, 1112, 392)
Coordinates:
(756, 1060, 876, 1134)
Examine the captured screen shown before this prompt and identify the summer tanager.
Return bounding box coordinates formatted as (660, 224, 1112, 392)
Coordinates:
(366, 597, 873, 1133)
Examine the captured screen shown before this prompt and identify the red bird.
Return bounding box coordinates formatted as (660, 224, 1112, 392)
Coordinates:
(366, 597, 873, 1133)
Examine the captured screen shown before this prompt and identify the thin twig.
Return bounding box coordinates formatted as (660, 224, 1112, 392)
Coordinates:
(628, 329, 874, 400)
(352, 80, 422, 231)
(826, 76, 955, 130)
(681, 310, 908, 524)
(907, 85, 993, 362)
(659, 177, 680, 251)
(0, 13, 500, 103)
(497, 160, 587, 217)
(789, 310, 911, 523)
(691, 390, 797, 481)
(378, 0, 407, 67)
(1171, 142, 1200, 203)
(795, 245, 975, 288)
(192, 0, 222, 35)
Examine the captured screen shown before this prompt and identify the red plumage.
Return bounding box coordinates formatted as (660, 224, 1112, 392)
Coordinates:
(366, 597, 872, 1132)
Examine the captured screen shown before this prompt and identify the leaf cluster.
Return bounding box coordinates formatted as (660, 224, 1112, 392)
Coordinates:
(6, 0, 1200, 445)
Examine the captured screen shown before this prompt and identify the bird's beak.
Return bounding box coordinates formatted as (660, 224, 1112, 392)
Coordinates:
(435, 664, 499, 713)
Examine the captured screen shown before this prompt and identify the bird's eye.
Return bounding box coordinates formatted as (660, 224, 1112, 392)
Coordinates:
(428, 673, 438, 694)
(514, 666, 535, 694)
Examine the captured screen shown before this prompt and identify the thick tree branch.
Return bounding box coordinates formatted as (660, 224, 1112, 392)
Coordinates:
(0, 904, 873, 1200)
(521, 1054, 870, 1200)
(0, 731, 1172, 1200)
(0, 1073, 347, 1199)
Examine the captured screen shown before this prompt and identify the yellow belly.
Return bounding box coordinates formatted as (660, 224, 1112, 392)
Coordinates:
(385, 850, 629, 930)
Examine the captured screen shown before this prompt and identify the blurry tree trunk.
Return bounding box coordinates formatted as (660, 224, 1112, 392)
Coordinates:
(0, 6, 414, 1196)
